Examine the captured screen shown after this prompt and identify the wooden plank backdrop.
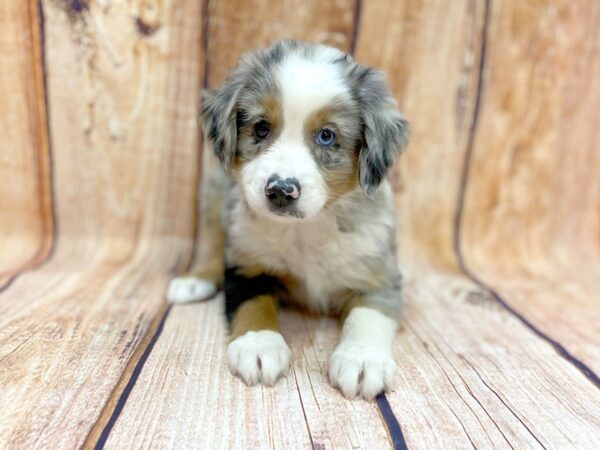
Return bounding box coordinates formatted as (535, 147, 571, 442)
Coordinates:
(0, 2, 52, 289)
(1, 0, 599, 449)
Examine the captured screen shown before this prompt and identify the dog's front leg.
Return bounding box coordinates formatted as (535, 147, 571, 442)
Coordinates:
(329, 295, 399, 400)
(225, 268, 291, 386)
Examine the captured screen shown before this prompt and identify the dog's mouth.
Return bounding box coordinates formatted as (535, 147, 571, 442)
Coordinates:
(267, 204, 306, 221)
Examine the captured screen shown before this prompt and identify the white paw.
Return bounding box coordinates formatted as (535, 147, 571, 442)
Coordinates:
(167, 277, 217, 303)
(329, 342, 396, 400)
(227, 330, 292, 386)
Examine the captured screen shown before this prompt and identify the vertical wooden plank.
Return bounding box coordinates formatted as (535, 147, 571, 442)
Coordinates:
(192, 0, 360, 267)
(41, 0, 200, 255)
(354, 2, 600, 446)
(0, 1, 203, 447)
(282, 312, 393, 449)
(460, 1, 600, 372)
(354, 0, 485, 271)
(0, 1, 53, 288)
(205, 0, 358, 89)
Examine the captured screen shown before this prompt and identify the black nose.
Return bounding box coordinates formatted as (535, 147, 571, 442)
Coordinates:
(265, 174, 301, 208)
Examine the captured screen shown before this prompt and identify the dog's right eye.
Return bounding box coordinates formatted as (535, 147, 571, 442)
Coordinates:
(254, 120, 270, 140)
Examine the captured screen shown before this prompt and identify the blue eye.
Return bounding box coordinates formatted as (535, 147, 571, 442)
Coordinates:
(316, 128, 336, 147)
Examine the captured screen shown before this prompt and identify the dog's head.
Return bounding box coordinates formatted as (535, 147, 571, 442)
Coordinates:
(202, 40, 409, 221)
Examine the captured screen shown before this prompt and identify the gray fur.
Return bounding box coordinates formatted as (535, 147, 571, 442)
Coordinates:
(202, 40, 407, 316)
(344, 64, 410, 195)
(203, 40, 409, 193)
(201, 41, 296, 169)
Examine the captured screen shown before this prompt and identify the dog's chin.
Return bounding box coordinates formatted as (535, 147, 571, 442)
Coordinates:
(244, 197, 323, 224)
(254, 203, 312, 223)
(267, 209, 308, 223)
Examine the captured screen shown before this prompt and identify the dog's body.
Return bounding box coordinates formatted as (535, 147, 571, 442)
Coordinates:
(168, 41, 409, 400)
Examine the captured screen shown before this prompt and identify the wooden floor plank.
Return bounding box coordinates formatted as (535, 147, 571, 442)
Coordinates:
(389, 270, 600, 449)
(104, 297, 394, 449)
(0, 1, 53, 287)
(103, 297, 313, 449)
(99, 272, 600, 449)
(472, 266, 600, 376)
(280, 311, 393, 449)
(0, 249, 186, 448)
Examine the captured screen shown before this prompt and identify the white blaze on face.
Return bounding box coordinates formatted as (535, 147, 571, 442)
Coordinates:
(240, 49, 352, 221)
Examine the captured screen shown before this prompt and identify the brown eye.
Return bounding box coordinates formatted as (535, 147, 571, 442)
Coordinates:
(254, 120, 270, 139)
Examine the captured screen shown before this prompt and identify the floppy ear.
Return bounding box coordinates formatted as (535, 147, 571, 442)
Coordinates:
(352, 66, 410, 195)
(201, 79, 242, 170)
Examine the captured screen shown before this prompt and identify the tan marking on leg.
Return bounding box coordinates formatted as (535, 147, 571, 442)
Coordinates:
(186, 255, 224, 288)
(230, 294, 279, 340)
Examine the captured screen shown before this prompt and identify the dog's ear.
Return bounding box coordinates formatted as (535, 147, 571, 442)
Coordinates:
(201, 78, 243, 170)
(351, 65, 410, 195)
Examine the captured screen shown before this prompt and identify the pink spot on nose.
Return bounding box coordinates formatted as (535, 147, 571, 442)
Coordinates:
(266, 181, 279, 191)
(286, 185, 300, 199)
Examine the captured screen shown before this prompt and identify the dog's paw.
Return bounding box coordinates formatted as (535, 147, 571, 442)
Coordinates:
(167, 277, 217, 303)
(227, 330, 292, 386)
(328, 342, 396, 400)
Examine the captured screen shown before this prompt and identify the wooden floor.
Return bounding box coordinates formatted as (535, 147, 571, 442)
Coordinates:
(1, 0, 600, 449)
(2, 266, 599, 449)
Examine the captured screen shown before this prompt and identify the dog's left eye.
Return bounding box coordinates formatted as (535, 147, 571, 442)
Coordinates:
(316, 128, 336, 147)
(254, 120, 271, 140)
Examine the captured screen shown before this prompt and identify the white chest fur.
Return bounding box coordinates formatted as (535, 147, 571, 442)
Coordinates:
(226, 188, 396, 312)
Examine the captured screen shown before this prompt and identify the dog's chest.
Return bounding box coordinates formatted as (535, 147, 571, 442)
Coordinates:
(229, 212, 380, 311)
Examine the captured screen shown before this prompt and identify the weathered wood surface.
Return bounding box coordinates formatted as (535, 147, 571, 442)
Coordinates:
(104, 297, 394, 449)
(106, 279, 600, 449)
(0, 0, 201, 447)
(193, 0, 358, 267)
(357, 1, 600, 445)
(0, 2, 52, 288)
(355, 0, 486, 272)
(394, 270, 600, 449)
(1, 0, 599, 448)
(461, 0, 600, 374)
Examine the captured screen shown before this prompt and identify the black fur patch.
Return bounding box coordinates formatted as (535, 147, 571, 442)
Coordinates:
(223, 267, 286, 323)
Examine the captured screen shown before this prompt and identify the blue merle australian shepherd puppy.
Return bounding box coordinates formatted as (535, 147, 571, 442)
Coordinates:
(168, 40, 410, 400)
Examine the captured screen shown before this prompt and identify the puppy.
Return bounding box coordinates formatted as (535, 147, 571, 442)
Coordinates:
(168, 40, 409, 400)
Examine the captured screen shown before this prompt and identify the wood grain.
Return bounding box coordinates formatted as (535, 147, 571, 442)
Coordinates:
(392, 270, 600, 449)
(205, 0, 357, 89)
(354, 0, 485, 271)
(0, 1, 53, 288)
(357, 1, 600, 447)
(0, 0, 202, 447)
(192, 0, 359, 268)
(103, 278, 600, 449)
(460, 0, 600, 373)
(1, 0, 600, 448)
(104, 297, 394, 449)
